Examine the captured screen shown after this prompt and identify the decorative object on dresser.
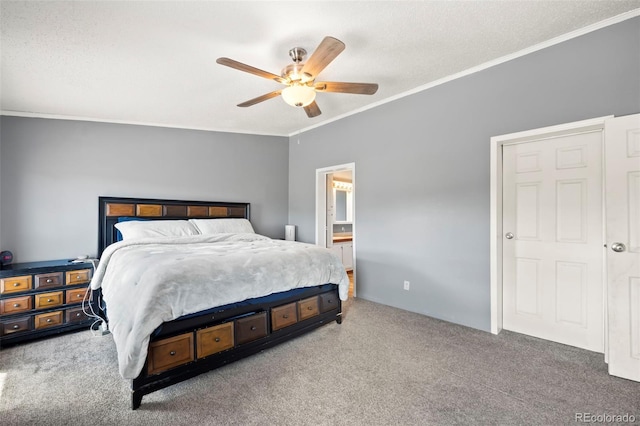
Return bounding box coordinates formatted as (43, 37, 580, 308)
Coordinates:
(0, 259, 94, 347)
(0, 250, 14, 269)
(92, 196, 348, 410)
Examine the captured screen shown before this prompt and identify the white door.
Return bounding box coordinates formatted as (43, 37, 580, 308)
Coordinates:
(503, 130, 604, 352)
(606, 114, 640, 381)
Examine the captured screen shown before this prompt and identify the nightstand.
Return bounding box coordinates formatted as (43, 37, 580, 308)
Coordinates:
(0, 259, 95, 347)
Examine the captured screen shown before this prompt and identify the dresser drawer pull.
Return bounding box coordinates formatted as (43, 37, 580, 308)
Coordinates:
(76, 313, 82, 317)
(282, 314, 289, 319)
(13, 282, 20, 287)
(47, 298, 53, 303)
(13, 303, 20, 308)
(214, 337, 221, 342)
(307, 306, 313, 310)
(169, 351, 176, 356)
(76, 275, 81, 279)
(250, 326, 257, 331)
(46, 279, 53, 283)
(12, 324, 20, 329)
(326, 299, 333, 304)
(46, 318, 53, 323)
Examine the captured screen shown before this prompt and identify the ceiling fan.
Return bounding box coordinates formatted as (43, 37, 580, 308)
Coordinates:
(216, 36, 378, 118)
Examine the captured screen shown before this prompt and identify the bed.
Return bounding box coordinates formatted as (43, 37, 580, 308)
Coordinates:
(90, 196, 348, 409)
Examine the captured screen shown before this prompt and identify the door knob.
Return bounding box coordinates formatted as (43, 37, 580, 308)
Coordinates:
(505, 232, 514, 240)
(611, 242, 626, 253)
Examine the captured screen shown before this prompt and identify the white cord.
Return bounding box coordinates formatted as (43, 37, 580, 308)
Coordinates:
(80, 258, 109, 336)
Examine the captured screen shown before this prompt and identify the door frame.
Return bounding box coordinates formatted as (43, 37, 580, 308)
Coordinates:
(489, 116, 612, 336)
(315, 162, 356, 296)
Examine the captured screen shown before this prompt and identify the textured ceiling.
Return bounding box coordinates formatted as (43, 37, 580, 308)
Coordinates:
(1, 1, 639, 136)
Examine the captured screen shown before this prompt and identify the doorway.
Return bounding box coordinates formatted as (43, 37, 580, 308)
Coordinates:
(315, 163, 356, 297)
(491, 114, 640, 382)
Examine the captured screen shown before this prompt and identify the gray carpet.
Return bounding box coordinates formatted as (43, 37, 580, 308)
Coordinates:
(1, 298, 638, 425)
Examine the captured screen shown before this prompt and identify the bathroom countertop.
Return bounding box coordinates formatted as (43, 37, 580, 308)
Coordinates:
(333, 236, 353, 243)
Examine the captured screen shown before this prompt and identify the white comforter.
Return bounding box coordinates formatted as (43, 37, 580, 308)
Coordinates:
(90, 233, 349, 379)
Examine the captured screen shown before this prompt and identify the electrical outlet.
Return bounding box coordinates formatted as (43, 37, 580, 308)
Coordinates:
(403, 280, 410, 291)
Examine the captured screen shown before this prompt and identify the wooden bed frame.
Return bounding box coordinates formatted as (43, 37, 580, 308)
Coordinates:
(94, 196, 343, 410)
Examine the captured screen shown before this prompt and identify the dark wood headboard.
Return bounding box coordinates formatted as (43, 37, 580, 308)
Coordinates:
(98, 196, 250, 256)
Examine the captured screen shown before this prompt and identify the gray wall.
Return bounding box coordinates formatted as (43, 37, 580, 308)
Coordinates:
(289, 17, 640, 331)
(0, 117, 289, 262)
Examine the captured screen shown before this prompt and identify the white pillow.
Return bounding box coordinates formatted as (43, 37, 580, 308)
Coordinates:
(189, 218, 255, 235)
(115, 220, 199, 240)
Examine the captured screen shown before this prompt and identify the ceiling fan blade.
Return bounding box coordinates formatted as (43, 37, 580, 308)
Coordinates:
(237, 90, 282, 107)
(301, 37, 345, 78)
(304, 101, 322, 118)
(217, 57, 287, 84)
(315, 82, 378, 95)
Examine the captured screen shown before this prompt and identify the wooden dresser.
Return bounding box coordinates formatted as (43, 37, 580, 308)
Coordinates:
(0, 259, 94, 347)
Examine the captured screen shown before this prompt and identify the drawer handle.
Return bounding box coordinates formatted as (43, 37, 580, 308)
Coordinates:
(307, 306, 313, 310)
(12, 324, 20, 329)
(250, 326, 257, 331)
(76, 275, 82, 279)
(13, 303, 20, 308)
(283, 314, 289, 319)
(169, 351, 176, 356)
(46, 318, 53, 323)
(47, 298, 53, 303)
(77, 294, 82, 298)
(13, 282, 20, 287)
(46, 279, 53, 283)
(327, 299, 332, 304)
(76, 313, 82, 317)
(214, 337, 221, 342)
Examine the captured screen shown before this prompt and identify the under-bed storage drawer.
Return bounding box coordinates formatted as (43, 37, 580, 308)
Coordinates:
(148, 332, 195, 375)
(298, 296, 319, 321)
(196, 322, 234, 358)
(319, 292, 339, 313)
(235, 312, 267, 345)
(271, 302, 298, 331)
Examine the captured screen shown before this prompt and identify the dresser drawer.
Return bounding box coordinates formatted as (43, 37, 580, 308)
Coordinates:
(1, 316, 31, 336)
(65, 306, 90, 323)
(0, 295, 32, 315)
(65, 287, 88, 305)
(66, 269, 92, 285)
(34, 311, 63, 329)
(271, 302, 298, 331)
(298, 296, 319, 321)
(0, 275, 32, 295)
(235, 312, 267, 345)
(148, 332, 194, 375)
(34, 272, 63, 289)
(196, 322, 234, 358)
(319, 292, 339, 313)
(35, 291, 64, 309)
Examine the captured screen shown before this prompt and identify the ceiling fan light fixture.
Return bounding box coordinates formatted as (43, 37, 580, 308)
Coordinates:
(282, 84, 316, 107)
